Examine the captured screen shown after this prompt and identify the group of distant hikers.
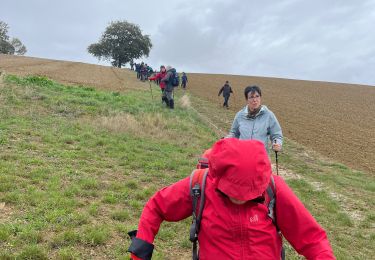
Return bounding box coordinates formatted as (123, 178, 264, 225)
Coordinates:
(132, 62, 235, 111)
(133, 62, 154, 82)
(127, 64, 336, 259)
(132, 63, 188, 109)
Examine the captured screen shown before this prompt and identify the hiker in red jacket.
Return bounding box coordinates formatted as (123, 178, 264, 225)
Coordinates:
(128, 138, 335, 260)
(149, 65, 167, 104)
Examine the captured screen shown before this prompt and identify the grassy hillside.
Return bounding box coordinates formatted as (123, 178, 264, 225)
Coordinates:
(0, 75, 217, 259)
(0, 74, 373, 259)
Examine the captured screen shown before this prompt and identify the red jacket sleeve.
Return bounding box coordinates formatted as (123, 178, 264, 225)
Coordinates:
(274, 176, 335, 259)
(149, 73, 161, 81)
(130, 253, 142, 260)
(136, 177, 192, 244)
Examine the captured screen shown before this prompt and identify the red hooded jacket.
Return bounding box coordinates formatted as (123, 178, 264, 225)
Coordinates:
(149, 71, 167, 90)
(133, 139, 335, 259)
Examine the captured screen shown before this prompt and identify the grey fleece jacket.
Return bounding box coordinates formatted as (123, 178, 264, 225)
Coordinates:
(227, 105, 283, 153)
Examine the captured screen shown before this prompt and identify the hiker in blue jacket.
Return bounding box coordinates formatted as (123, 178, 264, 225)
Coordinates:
(135, 63, 141, 79)
(181, 72, 188, 89)
(227, 85, 283, 154)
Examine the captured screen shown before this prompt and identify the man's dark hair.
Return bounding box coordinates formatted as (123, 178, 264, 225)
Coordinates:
(244, 85, 262, 99)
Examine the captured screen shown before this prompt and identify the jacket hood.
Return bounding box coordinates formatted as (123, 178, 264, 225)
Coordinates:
(209, 138, 271, 201)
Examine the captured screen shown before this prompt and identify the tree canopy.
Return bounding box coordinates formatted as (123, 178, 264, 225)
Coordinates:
(0, 21, 27, 55)
(88, 20, 152, 68)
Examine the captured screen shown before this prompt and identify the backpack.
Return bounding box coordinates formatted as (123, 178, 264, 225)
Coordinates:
(169, 68, 180, 87)
(189, 168, 284, 260)
(196, 149, 211, 169)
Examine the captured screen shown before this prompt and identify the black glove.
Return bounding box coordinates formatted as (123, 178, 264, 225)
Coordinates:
(127, 230, 154, 260)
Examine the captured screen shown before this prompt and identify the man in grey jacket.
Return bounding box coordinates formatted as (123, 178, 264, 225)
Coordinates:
(218, 81, 233, 108)
(227, 85, 283, 154)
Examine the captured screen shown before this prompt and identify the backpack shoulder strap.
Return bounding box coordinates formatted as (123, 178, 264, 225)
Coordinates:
(189, 169, 208, 227)
(266, 176, 285, 260)
(266, 175, 277, 226)
(189, 169, 208, 260)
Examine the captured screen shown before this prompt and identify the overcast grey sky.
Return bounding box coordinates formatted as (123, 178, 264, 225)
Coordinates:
(1, 0, 375, 85)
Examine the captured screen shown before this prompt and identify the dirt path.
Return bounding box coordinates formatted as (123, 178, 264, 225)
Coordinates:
(279, 165, 365, 224)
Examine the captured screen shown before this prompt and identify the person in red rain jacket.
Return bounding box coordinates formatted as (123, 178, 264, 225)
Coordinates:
(128, 138, 335, 260)
(149, 65, 167, 104)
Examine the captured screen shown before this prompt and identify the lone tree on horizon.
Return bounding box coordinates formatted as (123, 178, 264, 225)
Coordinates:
(88, 20, 152, 68)
(0, 21, 27, 55)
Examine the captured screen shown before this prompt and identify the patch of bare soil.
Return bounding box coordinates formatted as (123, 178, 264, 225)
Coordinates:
(0, 202, 13, 223)
(275, 168, 364, 224)
(275, 165, 301, 180)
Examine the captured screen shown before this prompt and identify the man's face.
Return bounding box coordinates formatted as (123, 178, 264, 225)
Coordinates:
(247, 91, 262, 111)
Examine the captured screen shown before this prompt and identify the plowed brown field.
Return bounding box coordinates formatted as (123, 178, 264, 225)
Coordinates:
(0, 54, 146, 92)
(1, 54, 374, 174)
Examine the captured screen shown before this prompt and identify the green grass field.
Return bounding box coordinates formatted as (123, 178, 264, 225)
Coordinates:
(0, 75, 373, 259)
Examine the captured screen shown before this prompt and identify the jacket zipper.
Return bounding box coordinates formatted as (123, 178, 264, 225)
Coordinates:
(250, 117, 256, 139)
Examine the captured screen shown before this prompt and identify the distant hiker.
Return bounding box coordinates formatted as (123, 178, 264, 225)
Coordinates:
(128, 138, 336, 260)
(181, 72, 188, 89)
(227, 85, 283, 154)
(135, 63, 141, 79)
(149, 65, 167, 104)
(161, 65, 177, 109)
(140, 64, 149, 81)
(218, 80, 233, 108)
(130, 60, 134, 71)
(146, 65, 153, 79)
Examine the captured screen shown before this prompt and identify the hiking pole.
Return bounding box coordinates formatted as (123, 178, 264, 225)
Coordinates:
(274, 140, 279, 175)
(275, 151, 279, 175)
(148, 81, 154, 100)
